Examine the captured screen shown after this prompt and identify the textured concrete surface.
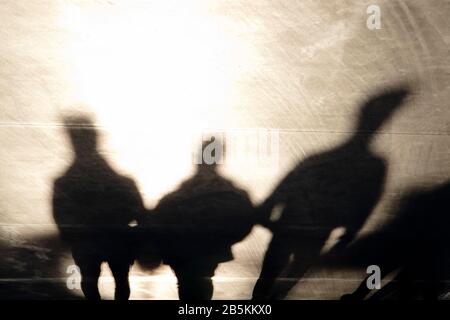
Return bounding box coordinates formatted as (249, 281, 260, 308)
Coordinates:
(0, 0, 449, 299)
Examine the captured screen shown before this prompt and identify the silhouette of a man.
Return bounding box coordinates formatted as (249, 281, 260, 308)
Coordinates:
(252, 88, 409, 299)
(53, 116, 145, 300)
(147, 137, 254, 300)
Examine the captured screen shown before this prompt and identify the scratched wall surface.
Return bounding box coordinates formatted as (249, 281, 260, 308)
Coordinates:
(0, 0, 449, 299)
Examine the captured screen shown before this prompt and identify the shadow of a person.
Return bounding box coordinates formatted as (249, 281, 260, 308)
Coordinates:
(341, 180, 450, 300)
(52, 115, 145, 300)
(252, 87, 410, 300)
(143, 137, 254, 300)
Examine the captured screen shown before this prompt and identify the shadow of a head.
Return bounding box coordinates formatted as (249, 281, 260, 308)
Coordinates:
(356, 87, 410, 134)
(62, 115, 98, 157)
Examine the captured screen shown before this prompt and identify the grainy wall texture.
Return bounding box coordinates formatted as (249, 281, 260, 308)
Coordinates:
(0, 0, 449, 299)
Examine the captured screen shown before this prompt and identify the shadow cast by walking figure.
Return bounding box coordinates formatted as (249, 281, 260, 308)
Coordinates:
(53, 115, 145, 300)
(141, 137, 254, 300)
(341, 180, 450, 300)
(252, 87, 410, 300)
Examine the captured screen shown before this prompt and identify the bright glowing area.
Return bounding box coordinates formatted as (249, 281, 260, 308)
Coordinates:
(60, 0, 258, 204)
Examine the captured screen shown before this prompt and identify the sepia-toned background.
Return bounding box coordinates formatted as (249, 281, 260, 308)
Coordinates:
(0, 0, 449, 299)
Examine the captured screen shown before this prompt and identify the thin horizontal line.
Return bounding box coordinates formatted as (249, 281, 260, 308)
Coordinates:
(1, 276, 450, 284)
(277, 128, 450, 137)
(0, 223, 348, 231)
(0, 122, 448, 137)
(0, 122, 105, 129)
(0, 277, 375, 283)
(0, 223, 58, 226)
